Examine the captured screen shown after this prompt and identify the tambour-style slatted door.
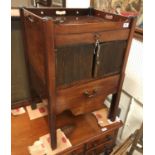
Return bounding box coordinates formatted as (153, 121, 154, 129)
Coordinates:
(95, 40, 127, 78)
(56, 44, 94, 86)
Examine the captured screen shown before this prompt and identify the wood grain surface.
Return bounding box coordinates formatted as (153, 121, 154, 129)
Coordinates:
(12, 104, 122, 155)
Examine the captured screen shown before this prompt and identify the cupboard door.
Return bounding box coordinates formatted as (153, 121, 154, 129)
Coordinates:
(94, 40, 127, 78)
(56, 44, 94, 86)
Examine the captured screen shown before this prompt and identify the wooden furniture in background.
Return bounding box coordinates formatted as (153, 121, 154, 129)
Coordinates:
(110, 123, 143, 155)
(134, 27, 143, 41)
(110, 133, 135, 155)
(128, 123, 143, 155)
(12, 104, 123, 155)
(21, 8, 136, 150)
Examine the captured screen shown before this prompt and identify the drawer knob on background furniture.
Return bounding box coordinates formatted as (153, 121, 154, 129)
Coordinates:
(106, 135, 113, 141)
(93, 143, 97, 147)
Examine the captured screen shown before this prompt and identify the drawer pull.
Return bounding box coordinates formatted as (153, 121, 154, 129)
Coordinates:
(106, 135, 113, 141)
(93, 143, 98, 147)
(83, 89, 97, 98)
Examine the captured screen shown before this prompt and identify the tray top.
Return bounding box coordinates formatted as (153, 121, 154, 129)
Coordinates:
(52, 15, 109, 25)
(24, 8, 130, 25)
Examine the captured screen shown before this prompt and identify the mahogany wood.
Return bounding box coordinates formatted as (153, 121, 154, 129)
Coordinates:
(55, 21, 129, 34)
(108, 17, 137, 121)
(55, 29, 130, 47)
(21, 8, 136, 149)
(56, 75, 120, 115)
(43, 19, 57, 149)
(93, 9, 129, 21)
(56, 44, 94, 86)
(20, 9, 41, 109)
(94, 40, 127, 78)
(25, 8, 91, 17)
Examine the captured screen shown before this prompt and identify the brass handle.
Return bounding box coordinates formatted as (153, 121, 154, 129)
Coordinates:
(106, 135, 113, 141)
(83, 89, 97, 98)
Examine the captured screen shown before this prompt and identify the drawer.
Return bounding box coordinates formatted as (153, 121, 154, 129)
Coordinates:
(56, 75, 120, 115)
(59, 145, 84, 155)
(85, 141, 114, 155)
(55, 29, 130, 47)
(66, 145, 84, 155)
(71, 147, 84, 155)
(86, 132, 114, 150)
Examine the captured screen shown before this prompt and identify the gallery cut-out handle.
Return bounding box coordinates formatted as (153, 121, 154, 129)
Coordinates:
(56, 10, 66, 15)
(105, 14, 113, 20)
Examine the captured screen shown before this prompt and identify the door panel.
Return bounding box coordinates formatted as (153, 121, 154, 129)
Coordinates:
(94, 40, 127, 78)
(56, 44, 94, 86)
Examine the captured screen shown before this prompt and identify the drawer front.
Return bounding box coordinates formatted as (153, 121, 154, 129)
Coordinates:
(55, 22, 129, 35)
(55, 29, 130, 47)
(56, 75, 120, 115)
(85, 141, 114, 155)
(70, 148, 84, 155)
(86, 132, 115, 150)
(63, 145, 84, 155)
(56, 44, 94, 86)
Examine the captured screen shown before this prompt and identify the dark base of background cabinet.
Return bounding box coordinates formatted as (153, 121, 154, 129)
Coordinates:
(12, 103, 122, 155)
(11, 18, 30, 103)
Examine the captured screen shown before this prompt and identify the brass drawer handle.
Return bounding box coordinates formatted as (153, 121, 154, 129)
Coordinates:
(83, 89, 97, 98)
(106, 135, 113, 141)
